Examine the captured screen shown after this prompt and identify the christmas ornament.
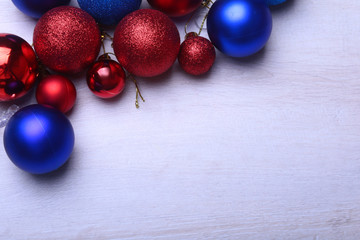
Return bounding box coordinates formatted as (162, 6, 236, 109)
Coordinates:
(0, 34, 38, 102)
(77, 0, 142, 26)
(1, 0, 292, 177)
(33, 6, 101, 74)
(11, 0, 70, 19)
(178, 33, 216, 75)
(147, 0, 203, 17)
(113, 9, 180, 77)
(36, 75, 76, 113)
(207, 0, 272, 58)
(87, 55, 126, 99)
(3, 104, 75, 174)
(267, 0, 287, 6)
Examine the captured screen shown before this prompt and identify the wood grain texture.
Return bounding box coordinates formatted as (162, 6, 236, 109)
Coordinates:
(1, 0, 360, 239)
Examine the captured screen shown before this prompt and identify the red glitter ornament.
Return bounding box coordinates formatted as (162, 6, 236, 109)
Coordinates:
(36, 75, 76, 113)
(178, 33, 216, 76)
(147, 0, 203, 17)
(113, 9, 180, 78)
(0, 34, 38, 101)
(87, 55, 126, 99)
(33, 6, 101, 74)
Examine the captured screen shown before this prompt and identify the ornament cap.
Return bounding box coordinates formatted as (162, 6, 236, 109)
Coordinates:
(98, 54, 112, 61)
(185, 32, 198, 39)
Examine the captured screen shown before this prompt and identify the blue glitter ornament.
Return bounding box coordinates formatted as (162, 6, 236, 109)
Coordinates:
(11, 0, 70, 19)
(3, 104, 75, 174)
(267, 0, 287, 6)
(77, 0, 142, 26)
(207, 0, 272, 58)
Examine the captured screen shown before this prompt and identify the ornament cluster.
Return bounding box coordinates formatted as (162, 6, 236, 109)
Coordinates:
(1, 0, 288, 174)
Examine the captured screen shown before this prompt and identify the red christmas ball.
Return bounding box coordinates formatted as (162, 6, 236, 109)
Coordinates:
(87, 56, 126, 99)
(147, 0, 203, 17)
(33, 6, 101, 74)
(178, 33, 216, 75)
(113, 9, 180, 77)
(36, 75, 76, 113)
(0, 34, 38, 101)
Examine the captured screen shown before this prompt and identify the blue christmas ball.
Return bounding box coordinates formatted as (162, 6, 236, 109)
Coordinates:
(11, 0, 70, 19)
(3, 104, 75, 174)
(77, 0, 142, 26)
(267, 0, 287, 6)
(207, 0, 272, 58)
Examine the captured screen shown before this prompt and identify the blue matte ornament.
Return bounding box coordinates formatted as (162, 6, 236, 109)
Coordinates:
(3, 104, 75, 174)
(207, 0, 272, 58)
(267, 0, 287, 6)
(11, 0, 70, 19)
(77, 0, 142, 26)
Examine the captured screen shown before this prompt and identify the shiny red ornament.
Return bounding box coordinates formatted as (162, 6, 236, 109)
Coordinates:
(33, 6, 101, 74)
(178, 33, 216, 75)
(36, 75, 76, 113)
(113, 9, 180, 77)
(87, 55, 126, 99)
(0, 34, 38, 101)
(147, 0, 203, 17)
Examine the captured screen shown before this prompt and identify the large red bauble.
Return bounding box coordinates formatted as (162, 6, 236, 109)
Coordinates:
(33, 6, 101, 74)
(178, 34, 216, 75)
(36, 75, 76, 113)
(113, 9, 180, 77)
(86, 56, 126, 99)
(0, 34, 38, 101)
(147, 0, 203, 17)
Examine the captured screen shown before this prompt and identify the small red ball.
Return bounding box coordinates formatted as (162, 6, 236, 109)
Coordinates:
(33, 6, 101, 74)
(178, 35, 216, 75)
(0, 34, 38, 101)
(113, 9, 180, 77)
(36, 75, 76, 113)
(87, 57, 126, 99)
(147, 0, 203, 17)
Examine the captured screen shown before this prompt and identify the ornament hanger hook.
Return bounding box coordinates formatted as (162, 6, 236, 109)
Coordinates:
(184, 0, 213, 36)
(129, 74, 145, 109)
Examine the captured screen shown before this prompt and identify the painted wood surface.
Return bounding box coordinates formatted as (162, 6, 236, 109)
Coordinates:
(1, 0, 360, 239)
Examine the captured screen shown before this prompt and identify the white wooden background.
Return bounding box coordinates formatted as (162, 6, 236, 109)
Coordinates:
(1, 0, 360, 239)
